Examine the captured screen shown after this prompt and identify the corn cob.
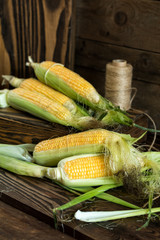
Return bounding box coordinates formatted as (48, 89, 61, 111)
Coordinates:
(26, 58, 108, 109)
(33, 128, 142, 175)
(0, 151, 118, 188)
(1, 88, 100, 130)
(46, 154, 118, 187)
(2, 75, 88, 118)
(33, 129, 109, 166)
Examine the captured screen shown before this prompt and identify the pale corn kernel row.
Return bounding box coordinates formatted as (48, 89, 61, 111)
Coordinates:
(34, 129, 111, 152)
(20, 78, 71, 106)
(12, 88, 72, 120)
(64, 155, 112, 180)
(41, 61, 96, 99)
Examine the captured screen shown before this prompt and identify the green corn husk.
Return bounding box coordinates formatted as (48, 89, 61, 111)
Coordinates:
(142, 151, 160, 163)
(53, 184, 121, 212)
(0, 143, 35, 162)
(2, 75, 89, 118)
(0, 154, 48, 178)
(26, 57, 113, 112)
(140, 151, 160, 196)
(36, 129, 160, 197)
(74, 208, 160, 223)
(33, 128, 141, 169)
(101, 110, 133, 126)
(46, 154, 121, 187)
(0, 88, 103, 131)
(47, 149, 160, 191)
(7, 88, 79, 128)
(50, 181, 139, 209)
(70, 186, 139, 209)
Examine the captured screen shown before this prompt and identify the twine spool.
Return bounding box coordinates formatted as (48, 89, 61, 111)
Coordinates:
(105, 59, 135, 110)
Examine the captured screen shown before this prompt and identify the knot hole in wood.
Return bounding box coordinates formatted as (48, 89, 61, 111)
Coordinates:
(114, 11, 127, 26)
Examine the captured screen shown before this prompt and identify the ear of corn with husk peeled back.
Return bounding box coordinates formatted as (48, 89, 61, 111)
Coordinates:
(0, 88, 103, 130)
(33, 128, 142, 175)
(46, 153, 120, 187)
(0, 150, 121, 188)
(2, 75, 88, 118)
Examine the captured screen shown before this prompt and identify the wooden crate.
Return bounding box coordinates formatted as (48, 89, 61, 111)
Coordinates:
(0, 107, 148, 145)
(0, 108, 70, 144)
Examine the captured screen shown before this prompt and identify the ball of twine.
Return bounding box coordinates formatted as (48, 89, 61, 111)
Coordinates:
(105, 59, 136, 111)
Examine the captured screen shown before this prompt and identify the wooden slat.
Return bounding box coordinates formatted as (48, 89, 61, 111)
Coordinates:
(0, 0, 74, 86)
(132, 80, 160, 130)
(0, 108, 71, 144)
(76, 0, 160, 52)
(1, 169, 160, 240)
(75, 38, 160, 85)
(0, 200, 74, 240)
(74, 0, 160, 131)
(0, 107, 148, 145)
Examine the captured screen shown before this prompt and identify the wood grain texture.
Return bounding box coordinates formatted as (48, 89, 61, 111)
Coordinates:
(76, 0, 160, 52)
(75, 38, 160, 85)
(132, 80, 160, 130)
(0, 107, 148, 145)
(75, 0, 160, 130)
(1, 169, 160, 240)
(0, 200, 74, 240)
(0, 0, 74, 86)
(0, 108, 71, 144)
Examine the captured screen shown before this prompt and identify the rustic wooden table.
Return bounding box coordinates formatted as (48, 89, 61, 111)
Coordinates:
(1, 168, 160, 240)
(0, 108, 160, 239)
(0, 200, 74, 240)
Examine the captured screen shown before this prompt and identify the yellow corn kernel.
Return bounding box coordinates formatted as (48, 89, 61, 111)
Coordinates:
(11, 88, 73, 121)
(64, 155, 112, 180)
(40, 61, 100, 103)
(34, 129, 110, 153)
(20, 78, 74, 108)
(45, 153, 117, 187)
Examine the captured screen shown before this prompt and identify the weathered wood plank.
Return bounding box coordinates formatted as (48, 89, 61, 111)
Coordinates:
(0, 0, 74, 86)
(75, 0, 160, 131)
(75, 38, 160, 85)
(1, 169, 160, 240)
(0, 200, 74, 240)
(132, 80, 160, 130)
(0, 108, 71, 144)
(0, 107, 148, 145)
(76, 0, 160, 53)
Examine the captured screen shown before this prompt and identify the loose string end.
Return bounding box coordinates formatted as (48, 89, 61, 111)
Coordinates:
(44, 63, 64, 84)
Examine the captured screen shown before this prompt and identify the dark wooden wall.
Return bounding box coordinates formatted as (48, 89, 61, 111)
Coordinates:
(74, 0, 160, 129)
(0, 0, 74, 85)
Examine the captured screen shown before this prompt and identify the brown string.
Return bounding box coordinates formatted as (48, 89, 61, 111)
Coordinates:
(105, 59, 134, 110)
